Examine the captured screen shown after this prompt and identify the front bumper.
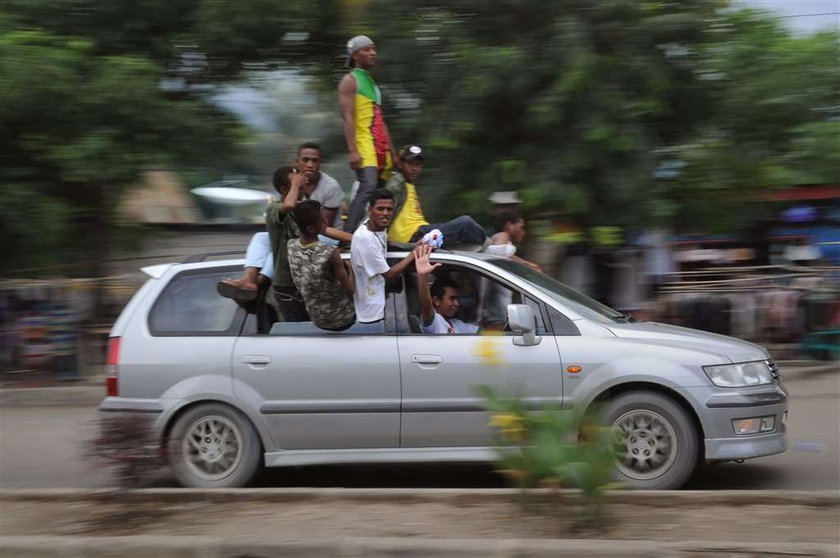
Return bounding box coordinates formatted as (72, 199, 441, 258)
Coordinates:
(705, 431, 787, 461)
(683, 383, 789, 462)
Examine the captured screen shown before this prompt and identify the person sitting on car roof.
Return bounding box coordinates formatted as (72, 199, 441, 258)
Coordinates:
(217, 166, 351, 322)
(485, 211, 542, 272)
(384, 145, 487, 249)
(217, 143, 350, 306)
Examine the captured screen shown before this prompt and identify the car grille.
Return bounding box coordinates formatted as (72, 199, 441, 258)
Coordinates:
(767, 360, 781, 383)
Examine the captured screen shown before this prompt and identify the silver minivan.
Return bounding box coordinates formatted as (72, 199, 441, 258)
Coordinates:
(100, 250, 788, 489)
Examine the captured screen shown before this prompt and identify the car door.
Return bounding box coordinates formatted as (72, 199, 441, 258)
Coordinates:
(232, 293, 401, 451)
(396, 261, 564, 448)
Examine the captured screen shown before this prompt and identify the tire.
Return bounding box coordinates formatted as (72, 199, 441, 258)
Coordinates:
(603, 391, 699, 490)
(167, 403, 262, 488)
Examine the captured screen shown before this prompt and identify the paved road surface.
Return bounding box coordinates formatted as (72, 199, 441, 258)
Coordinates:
(1, 374, 837, 490)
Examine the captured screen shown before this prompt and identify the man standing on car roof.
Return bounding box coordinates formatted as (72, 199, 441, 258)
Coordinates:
(339, 35, 398, 234)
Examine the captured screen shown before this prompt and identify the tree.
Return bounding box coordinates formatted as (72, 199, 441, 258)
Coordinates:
(319, 0, 725, 230)
(0, 0, 358, 274)
(309, 1, 837, 234)
(0, 26, 240, 274)
(0, 0, 334, 81)
(2, 0, 836, 275)
(666, 14, 839, 231)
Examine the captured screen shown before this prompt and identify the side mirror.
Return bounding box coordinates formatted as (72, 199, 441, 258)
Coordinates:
(507, 304, 541, 346)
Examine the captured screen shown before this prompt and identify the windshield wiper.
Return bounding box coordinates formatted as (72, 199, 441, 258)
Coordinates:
(612, 313, 637, 323)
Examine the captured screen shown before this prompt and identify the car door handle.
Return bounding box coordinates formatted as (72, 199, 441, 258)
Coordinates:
(411, 354, 443, 367)
(243, 355, 271, 368)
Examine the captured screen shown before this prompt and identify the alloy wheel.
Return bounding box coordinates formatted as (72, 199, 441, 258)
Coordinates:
(612, 409, 678, 481)
(181, 415, 244, 481)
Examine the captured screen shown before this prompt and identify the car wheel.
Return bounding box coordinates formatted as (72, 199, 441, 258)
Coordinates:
(167, 403, 262, 488)
(604, 391, 699, 490)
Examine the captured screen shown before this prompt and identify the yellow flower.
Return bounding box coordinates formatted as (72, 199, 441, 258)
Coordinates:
(474, 331, 506, 366)
(489, 412, 526, 442)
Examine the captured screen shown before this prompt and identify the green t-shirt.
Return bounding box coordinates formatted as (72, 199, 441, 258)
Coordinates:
(265, 200, 300, 289)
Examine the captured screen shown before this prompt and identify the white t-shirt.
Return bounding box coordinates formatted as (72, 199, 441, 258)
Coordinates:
(351, 222, 390, 323)
(484, 242, 516, 258)
(308, 172, 345, 228)
(422, 313, 479, 335)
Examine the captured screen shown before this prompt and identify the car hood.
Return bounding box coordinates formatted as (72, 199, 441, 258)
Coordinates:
(605, 322, 770, 363)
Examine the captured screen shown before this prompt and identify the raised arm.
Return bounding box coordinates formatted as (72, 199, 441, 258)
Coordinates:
(280, 171, 307, 215)
(415, 246, 441, 325)
(338, 74, 361, 170)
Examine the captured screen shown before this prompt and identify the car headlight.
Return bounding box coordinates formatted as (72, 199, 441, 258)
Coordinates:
(703, 361, 775, 387)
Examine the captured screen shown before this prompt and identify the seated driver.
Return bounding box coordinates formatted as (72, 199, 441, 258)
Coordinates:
(415, 252, 479, 334)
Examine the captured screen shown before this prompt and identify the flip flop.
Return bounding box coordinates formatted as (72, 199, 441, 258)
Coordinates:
(216, 280, 258, 303)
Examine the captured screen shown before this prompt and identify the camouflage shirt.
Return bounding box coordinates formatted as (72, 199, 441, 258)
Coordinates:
(287, 239, 356, 330)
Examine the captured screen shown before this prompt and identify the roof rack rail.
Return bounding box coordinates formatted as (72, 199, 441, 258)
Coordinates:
(182, 250, 245, 264)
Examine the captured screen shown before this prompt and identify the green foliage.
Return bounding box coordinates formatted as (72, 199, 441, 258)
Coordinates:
(2, 0, 837, 274)
(479, 385, 619, 530)
(350, 0, 724, 228)
(0, 0, 323, 80)
(0, 21, 241, 274)
(311, 1, 838, 233)
(666, 15, 840, 231)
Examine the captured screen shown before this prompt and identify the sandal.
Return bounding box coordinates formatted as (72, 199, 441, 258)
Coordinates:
(217, 280, 258, 303)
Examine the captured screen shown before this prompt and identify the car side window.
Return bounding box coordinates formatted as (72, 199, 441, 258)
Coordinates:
(547, 306, 581, 336)
(524, 295, 552, 335)
(402, 263, 547, 335)
(149, 268, 244, 336)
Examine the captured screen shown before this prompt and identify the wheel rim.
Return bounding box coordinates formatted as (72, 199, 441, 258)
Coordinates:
(181, 415, 243, 481)
(611, 409, 678, 481)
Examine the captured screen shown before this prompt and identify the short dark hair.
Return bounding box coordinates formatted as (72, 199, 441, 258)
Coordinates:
(272, 165, 296, 193)
(292, 199, 322, 232)
(494, 211, 523, 233)
(297, 142, 321, 157)
(431, 276, 457, 300)
(369, 188, 395, 206)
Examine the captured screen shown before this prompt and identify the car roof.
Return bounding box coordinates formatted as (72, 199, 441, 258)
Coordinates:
(143, 250, 507, 278)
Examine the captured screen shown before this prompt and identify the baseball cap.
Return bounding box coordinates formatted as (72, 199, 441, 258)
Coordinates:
(345, 35, 374, 68)
(399, 144, 424, 162)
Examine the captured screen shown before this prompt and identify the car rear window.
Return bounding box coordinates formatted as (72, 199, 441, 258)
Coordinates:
(148, 268, 243, 336)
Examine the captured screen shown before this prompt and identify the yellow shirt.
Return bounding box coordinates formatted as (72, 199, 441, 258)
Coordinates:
(389, 182, 429, 243)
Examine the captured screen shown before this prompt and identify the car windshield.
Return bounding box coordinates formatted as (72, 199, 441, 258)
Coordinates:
(491, 258, 625, 322)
